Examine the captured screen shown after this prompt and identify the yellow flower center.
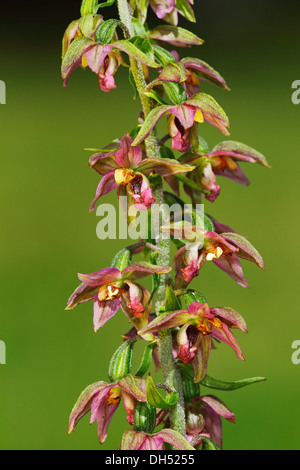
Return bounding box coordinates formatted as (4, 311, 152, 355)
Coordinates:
(211, 156, 238, 171)
(194, 109, 204, 123)
(98, 283, 122, 301)
(114, 168, 135, 186)
(206, 246, 223, 261)
(107, 386, 122, 405)
(196, 317, 223, 335)
(81, 54, 89, 68)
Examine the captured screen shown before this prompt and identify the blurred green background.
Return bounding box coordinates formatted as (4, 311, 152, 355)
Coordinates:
(0, 0, 299, 450)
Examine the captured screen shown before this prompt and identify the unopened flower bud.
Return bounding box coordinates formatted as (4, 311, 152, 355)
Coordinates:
(133, 401, 156, 434)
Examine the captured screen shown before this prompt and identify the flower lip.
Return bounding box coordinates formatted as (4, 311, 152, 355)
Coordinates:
(98, 283, 123, 302)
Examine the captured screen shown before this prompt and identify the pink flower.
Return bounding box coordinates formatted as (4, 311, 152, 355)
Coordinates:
(171, 230, 265, 289)
(89, 133, 194, 212)
(68, 375, 147, 444)
(66, 262, 171, 331)
(139, 301, 247, 382)
(120, 428, 194, 450)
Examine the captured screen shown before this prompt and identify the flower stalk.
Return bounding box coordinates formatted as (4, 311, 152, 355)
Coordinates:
(62, 0, 270, 450)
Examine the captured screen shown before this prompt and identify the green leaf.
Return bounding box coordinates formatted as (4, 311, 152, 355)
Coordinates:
(129, 69, 138, 99)
(134, 0, 149, 24)
(80, 0, 98, 16)
(152, 44, 177, 66)
(95, 18, 121, 45)
(175, 0, 196, 22)
(148, 25, 204, 47)
(135, 342, 157, 377)
(162, 82, 188, 105)
(96, 0, 115, 9)
(132, 17, 148, 37)
(79, 14, 103, 39)
(146, 375, 178, 410)
(144, 90, 168, 105)
(113, 39, 159, 68)
(129, 36, 154, 61)
(201, 375, 266, 391)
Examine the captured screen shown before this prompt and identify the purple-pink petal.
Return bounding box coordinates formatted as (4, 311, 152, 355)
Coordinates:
(78, 267, 121, 287)
(93, 297, 122, 331)
(214, 164, 250, 186)
(169, 104, 196, 129)
(213, 253, 249, 288)
(115, 133, 143, 169)
(89, 170, 118, 212)
(85, 44, 112, 75)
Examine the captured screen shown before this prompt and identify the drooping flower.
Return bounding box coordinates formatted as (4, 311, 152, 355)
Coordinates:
(139, 302, 247, 381)
(166, 228, 265, 288)
(149, 0, 195, 26)
(180, 140, 271, 202)
(68, 375, 147, 444)
(185, 395, 236, 449)
(66, 262, 171, 331)
(132, 93, 230, 152)
(159, 53, 229, 97)
(89, 132, 194, 212)
(120, 427, 194, 450)
(62, 32, 159, 93)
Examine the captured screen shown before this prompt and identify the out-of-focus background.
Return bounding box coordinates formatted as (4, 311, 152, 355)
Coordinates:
(0, 0, 299, 450)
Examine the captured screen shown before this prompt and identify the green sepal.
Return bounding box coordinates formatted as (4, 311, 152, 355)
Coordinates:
(135, 342, 157, 377)
(201, 375, 266, 391)
(95, 18, 121, 45)
(80, 0, 98, 16)
(108, 339, 134, 382)
(184, 289, 207, 307)
(164, 284, 181, 312)
(146, 375, 178, 410)
(175, 0, 196, 23)
(133, 401, 156, 434)
(110, 247, 132, 272)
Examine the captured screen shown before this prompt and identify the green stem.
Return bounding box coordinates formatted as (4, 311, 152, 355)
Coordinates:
(117, 0, 186, 437)
(116, 0, 159, 159)
(151, 179, 186, 436)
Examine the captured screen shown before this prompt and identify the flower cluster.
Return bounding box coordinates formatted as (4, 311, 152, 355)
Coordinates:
(62, 0, 269, 450)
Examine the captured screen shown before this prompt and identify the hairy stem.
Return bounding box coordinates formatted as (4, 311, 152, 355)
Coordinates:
(117, 0, 186, 436)
(116, 0, 159, 159)
(152, 179, 186, 436)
